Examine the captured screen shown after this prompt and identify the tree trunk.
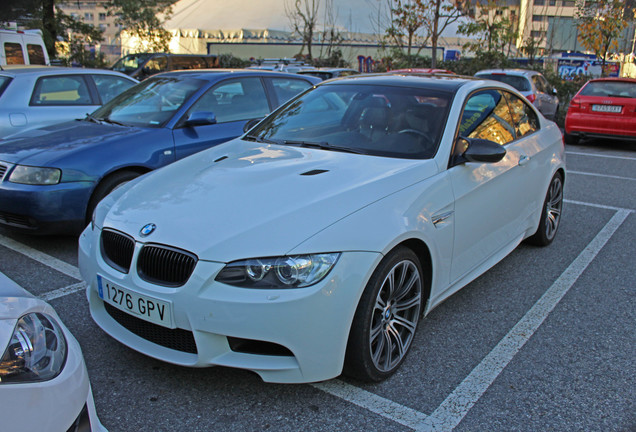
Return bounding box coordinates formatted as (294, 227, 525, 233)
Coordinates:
(42, 0, 57, 58)
(431, 0, 441, 68)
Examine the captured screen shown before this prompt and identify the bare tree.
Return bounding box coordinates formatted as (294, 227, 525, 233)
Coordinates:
(286, 0, 320, 59)
(425, 0, 464, 67)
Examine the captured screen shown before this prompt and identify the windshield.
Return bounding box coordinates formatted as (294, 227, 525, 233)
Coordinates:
(477, 74, 531, 92)
(580, 81, 636, 98)
(92, 76, 204, 127)
(111, 53, 153, 74)
(248, 83, 452, 159)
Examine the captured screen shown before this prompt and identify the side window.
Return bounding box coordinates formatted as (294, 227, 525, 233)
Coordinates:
(144, 56, 167, 74)
(270, 77, 313, 105)
(27, 44, 46, 65)
(532, 75, 546, 93)
(504, 92, 540, 138)
(171, 56, 207, 70)
(458, 89, 515, 145)
(4, 43, 25, 64)
(31, 75, 93, 105)
(188, 78, 270, 123)
(92, 75, 136, 104)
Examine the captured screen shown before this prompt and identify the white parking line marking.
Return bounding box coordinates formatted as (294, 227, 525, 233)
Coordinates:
(0, 235, 81, 280)
(38, 282, 85, 301)
(565, 199, 635, 213)
(568, 170, 636, 182)
(566, 151, 636, 161)
(312, 380, 437, 431)
(428, 209, 630, 430)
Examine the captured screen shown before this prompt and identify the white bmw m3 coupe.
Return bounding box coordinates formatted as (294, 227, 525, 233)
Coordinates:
(79, 73, 565, 383)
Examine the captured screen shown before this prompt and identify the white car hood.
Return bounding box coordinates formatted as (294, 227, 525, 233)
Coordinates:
(104, 140, 439, 262)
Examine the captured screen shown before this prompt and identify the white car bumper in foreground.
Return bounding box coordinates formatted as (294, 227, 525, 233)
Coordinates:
(79, 226, 381, 384)
(0, 274, 106, 431)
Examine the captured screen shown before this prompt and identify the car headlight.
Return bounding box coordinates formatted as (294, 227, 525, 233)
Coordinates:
(0, 313, 67, 384)
(9, 165, 61, 185)
(215, 253, 340, 288)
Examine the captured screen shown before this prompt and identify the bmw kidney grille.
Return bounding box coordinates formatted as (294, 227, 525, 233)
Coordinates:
(101, 229, 198, 287)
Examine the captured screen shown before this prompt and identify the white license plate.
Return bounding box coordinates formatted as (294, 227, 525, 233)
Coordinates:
(97, 275, 174, 328)
(592, 104, 622, 113)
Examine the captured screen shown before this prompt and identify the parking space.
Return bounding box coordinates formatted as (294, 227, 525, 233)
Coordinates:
(0, 140, 634, 431)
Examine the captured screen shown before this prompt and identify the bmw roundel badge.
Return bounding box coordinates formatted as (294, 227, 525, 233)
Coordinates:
(140, 223, 156, 237)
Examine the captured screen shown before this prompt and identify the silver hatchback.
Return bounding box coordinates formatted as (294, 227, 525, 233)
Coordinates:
(0, 66, 137, 138)
(475, 69, 559, 120)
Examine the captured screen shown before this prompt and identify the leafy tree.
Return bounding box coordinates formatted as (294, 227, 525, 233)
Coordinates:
(576, 0, 629, 76)
(285, 0, 320, 59)
(425, 0, 463, 68)
(108, 0, 175, 53)
(457, 0, 516, 55)
(385, 0, 428, 57)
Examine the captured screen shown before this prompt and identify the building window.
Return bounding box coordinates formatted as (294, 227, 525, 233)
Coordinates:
(534, 0, 545, 5)
(533, 15, 544, 22)
(531, 30, 546, 38)
(84, 12, 94, 21)
(562, 0, 575, 6)
(99, 13, 106, 21)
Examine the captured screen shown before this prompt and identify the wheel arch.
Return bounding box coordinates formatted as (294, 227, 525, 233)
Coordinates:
(85, 166, 152, 221)
(394, 238, 433, 311)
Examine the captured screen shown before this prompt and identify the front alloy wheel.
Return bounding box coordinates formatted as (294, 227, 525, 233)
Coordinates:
(527, 172, 563, 246)
(345, 247, 423, 382)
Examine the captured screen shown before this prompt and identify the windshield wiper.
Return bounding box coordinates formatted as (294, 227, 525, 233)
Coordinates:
(605, 93, 634, 99)
(282, 139, 367, 155)
(244, 134, 280, 144)
(101, 117, 127, 126)
(84, 113, 103, 124)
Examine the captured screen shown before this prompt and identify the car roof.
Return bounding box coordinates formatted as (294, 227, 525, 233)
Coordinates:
(475, 68, 538, 77)
(154, 68, 321, 82)
(587, 77, 636, 84)
(321, 72, 473, 92)
(389, 68, 455, 74)
(0, 65, 134, 79)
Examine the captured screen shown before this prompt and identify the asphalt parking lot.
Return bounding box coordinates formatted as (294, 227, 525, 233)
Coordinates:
(0, 139, 634, 432)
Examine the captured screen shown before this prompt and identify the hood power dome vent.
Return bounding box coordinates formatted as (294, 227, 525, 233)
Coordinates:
(300, 169, 329, 176)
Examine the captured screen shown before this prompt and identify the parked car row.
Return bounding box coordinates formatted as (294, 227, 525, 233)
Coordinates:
(1, 64, 567, 430)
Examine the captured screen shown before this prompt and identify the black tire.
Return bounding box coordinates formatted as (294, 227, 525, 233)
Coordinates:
(86, 171, 140, 224)
(526, 172, 563, 246)
(564, 133, 578, 145)
(344, 246, 423, 382)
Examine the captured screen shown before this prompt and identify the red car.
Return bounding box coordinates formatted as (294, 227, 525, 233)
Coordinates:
(564, 77, 636, 144)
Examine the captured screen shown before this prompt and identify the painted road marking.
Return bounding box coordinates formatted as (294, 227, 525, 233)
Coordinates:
(568, 170, 636, 182)
(39, 282, 85, 301)
(566, 151, 636, 161)
(0, 235, 81, 280)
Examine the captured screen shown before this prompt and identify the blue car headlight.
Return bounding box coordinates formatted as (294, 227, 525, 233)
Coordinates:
(0, 313, 68, 384)
(9, 165, 61, 185)
(216, 253, 340, 288)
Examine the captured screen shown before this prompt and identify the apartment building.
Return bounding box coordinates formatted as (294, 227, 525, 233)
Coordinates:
(58, 0, 122, 61)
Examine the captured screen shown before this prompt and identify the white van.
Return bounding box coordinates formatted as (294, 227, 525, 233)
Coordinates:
(0, 29, 50, 66)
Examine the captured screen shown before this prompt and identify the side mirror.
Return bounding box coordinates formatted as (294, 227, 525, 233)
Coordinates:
(183, 111, 217, 127)
(243, 118, 261, 133)
(454, 136, 506, 165)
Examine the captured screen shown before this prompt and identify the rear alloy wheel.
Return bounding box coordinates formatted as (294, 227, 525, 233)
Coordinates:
(527, 173, 563, 246)
(344, 247, 423, 382)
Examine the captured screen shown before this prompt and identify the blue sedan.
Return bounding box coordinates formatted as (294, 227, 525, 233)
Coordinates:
(0, 69, 319, 234)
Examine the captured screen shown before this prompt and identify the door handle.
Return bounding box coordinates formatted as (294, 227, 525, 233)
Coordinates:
(518, 155, 530, 166)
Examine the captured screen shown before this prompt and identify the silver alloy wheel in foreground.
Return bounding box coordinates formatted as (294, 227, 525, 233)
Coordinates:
(370, 259, 422, 372)
(545, 175, 563, 241)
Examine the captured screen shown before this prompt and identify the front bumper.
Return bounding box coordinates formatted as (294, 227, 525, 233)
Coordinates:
(0, 318, 106, 431)
(0, 172, 93, 234)
(79, 225, 381, 384)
